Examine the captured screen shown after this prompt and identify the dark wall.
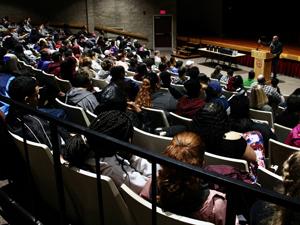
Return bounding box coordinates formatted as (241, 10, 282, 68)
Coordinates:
(177, 0, 300, 44)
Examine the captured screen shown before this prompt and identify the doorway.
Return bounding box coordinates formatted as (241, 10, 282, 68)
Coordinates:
(153, 15, 173, 50)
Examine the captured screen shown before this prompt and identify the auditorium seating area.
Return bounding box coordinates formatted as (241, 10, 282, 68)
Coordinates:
(1, 17, 300, 225)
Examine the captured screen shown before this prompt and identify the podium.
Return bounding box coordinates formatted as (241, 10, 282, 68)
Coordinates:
(251, 50, 273, 82)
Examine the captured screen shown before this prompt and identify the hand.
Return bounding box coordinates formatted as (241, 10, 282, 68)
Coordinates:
(127, 101, 141, 113)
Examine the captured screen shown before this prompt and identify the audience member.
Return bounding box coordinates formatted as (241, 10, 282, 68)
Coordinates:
(140, 131, 227, 225)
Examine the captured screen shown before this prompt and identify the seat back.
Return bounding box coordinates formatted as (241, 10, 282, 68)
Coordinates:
(9, 132, 60, 211)
(120, 184, 213, 225)
(170, 83, 186, 95)
(274, 123, 292, 143)
(132, 127, 172, 154)
(268, 139, 300, 174)
(142, 107, 170, 129)
(249, 108, 274, 128)
(221, 89, 237, 100)
(91, 78, 109, 90)
(55, 76, 72, 93)
(168, 112, 192, 127)
(257, 166, 283, 191)
(85, 109, 97, 124)
(204, 152, 249, 172)
(62, 166, 135, 225)
(55, 98, 90, 127)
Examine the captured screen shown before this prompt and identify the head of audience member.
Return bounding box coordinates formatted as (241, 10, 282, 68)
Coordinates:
(271, 77, 280, 88)
(248, 70, 255, 80)
(175, 60, 183, 69)
(51, 51, 62, 63)
(110, 66, 126, 82)
(79, 56, 92, 68)
(286, 90, 300, 114)
(64, 110, 133, 166)
(227, 69, 234, 78)
(211, 65, 222, 77)
(249, 86, 269, 109)
(2, 54, 20, 74)
(206, 80, 222, 99)
(229, 95, 250, 119)
(158, 131, 207, 215)
(184, 78, 201, 99)
(145, 72, 160, 92)
(257, 74, 266, 85)
(88, 110, 133, 157)
(136, 63, 148, 75)
(101, 59, 113, 72)
(158, 63, 167, 72)
(72, 69, 93, 90)
(178, 67, 187, 80)
(192, 102, 229, 151)
(159, 71, 171, 88)
(185, 60, 194, 68)
(271, 152, 300, 225)
(8, 76, 39, 108)
(187, 66, 200, 80)
(233, 75, 244, 91)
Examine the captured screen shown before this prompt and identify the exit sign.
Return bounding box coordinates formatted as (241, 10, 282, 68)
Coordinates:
(160, 10, 167, 15)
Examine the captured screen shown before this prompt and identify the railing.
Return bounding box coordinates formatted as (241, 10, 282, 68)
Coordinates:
(1, 95, 300, 225)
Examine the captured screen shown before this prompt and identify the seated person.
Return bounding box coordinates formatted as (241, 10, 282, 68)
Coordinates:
(140, 131, 227, 225)
(191, 102, 257, 163)
(206, 80, 229, 110)
(66, 69, 99, 113)
(275, 88, 300, 128)
(243, 70, 257, 88)
(6, 76, 70, 149)
(63, 110, 152, 194)
(176, 78, 206, 119)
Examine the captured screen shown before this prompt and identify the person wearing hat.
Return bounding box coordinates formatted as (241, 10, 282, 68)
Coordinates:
(185, 60, 194, 68)
(206, 80, 229, 110)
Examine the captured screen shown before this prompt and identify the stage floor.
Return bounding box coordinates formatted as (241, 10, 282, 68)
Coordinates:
(177, 36, 300, 62)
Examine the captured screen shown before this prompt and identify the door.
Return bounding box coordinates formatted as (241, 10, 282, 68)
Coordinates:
(154, 15, 172, 49)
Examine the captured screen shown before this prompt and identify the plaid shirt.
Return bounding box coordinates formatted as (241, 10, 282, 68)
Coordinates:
(260, 84, 283, 104)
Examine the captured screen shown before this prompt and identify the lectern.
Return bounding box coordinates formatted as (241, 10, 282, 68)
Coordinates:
(251, 50, 273, 82)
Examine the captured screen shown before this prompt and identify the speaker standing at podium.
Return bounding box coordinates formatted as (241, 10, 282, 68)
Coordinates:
(258, 35, 283, 78)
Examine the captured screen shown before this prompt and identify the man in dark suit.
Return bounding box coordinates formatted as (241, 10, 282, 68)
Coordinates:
(258, 35, 283, 78)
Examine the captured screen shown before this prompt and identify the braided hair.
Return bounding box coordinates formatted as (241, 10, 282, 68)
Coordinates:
(271, 152, 300, 225)
(88, 110, 133, 157)
(191, 102, 229, 152)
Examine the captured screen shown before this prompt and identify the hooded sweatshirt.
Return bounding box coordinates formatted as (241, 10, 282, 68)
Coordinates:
(66, 87, 99, 113)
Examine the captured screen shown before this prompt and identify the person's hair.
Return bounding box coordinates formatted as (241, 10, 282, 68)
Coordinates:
(248, 70, 255, 80)
(187, 66, 200, 80)
(192, 102, 229, 151)
(145, 72, 159, 92)
(110, 66, 125, 81)
(51, 51, 61, 62)
(135, 78, 152, 108)
(178, 67, 186, 78)
(8, 76, 37, 102)
(175, 60, 183, 69)
(88, 110, 133, 157)
(101, 59, 113, 71)
(271, 77, 279, 87)
(72, 69, 92, 88)
(159, 71, 171, 88)
(158, 63, 167, 72)
(270, 152, 300, 225)
(158, 132, 207, 215)
(227, 69, 234, 77)
(211, 65, 222, 76)
(79, 56, 92, 67)
(184, 78, 201, 98)
(229, 95, 250, 119)
(136, 63, 148, 75)
(233, 75, 244, 90)
(249, 86, 269, 109)
(63, 134, 90, 168)
(286, 88, 300, 114)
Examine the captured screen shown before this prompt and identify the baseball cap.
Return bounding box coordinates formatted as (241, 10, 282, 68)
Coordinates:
(185, 60, 194, 66)
(208, 80, 222, 93)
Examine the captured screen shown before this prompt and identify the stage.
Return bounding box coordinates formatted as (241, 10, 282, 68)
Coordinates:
(176, 36, 300, 78)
